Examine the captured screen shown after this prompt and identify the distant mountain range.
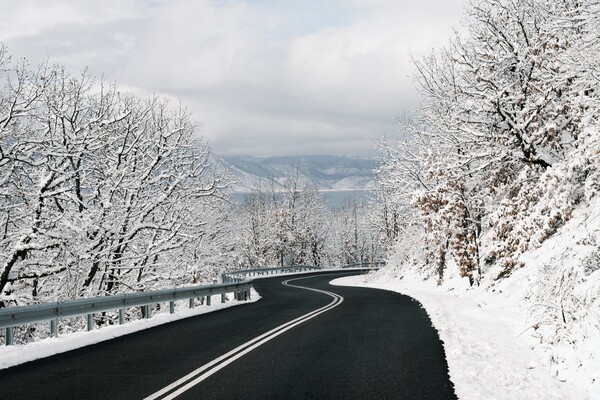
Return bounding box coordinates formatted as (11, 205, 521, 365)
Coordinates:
(214, 155, 378, 192)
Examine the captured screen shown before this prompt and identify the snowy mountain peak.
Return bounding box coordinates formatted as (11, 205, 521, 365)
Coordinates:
(214, 154, 377, 192)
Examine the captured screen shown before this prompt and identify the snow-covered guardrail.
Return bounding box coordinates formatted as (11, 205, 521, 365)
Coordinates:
(222, 262, 384, 283)
(0, 281, 252, 346)
(222, 265, 323, 283)
(341, 261, 386, 269)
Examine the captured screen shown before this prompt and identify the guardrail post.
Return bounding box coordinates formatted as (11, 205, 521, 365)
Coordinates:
(189, 298, 194, 309)
(119, 308, 125, 324)
(169, 301, 175, 314)
(221, 292, 226, 303)
(87, 314, 94, 331)
(50, 319, 58, 338)
(145, 305, 152, 319)
(5, 327, 13, 345)
(206, 295, 211, 306)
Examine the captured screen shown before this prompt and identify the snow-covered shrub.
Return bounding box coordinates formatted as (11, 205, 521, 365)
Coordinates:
(490, 122, 600, 275)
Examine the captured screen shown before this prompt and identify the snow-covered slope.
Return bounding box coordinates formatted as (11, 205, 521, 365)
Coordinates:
(332, 270, 593, 400)
(333, 197, 600, 399)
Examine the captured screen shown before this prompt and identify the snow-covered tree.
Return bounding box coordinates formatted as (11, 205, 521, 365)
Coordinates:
(0, 50, 233, 308)
(376, 0, 600, 284)
(236, 176, 330, 267)
(234, 177, 384, 269)
(333, 196, 383, 266)
(237, 186, 278, 268)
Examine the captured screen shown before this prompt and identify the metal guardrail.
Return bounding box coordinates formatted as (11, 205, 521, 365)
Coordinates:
(1, 262, 385, 346)
(222, 261, 384, 282)
(222, 265, 322, 283)
(0, 281, 252, 346)
(341, 261, 386, 269)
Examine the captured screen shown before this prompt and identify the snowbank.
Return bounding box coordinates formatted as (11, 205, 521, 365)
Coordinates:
(0, 290, 259, 370)
(332, 271, 596, 399)
(332, 196, 600, 399)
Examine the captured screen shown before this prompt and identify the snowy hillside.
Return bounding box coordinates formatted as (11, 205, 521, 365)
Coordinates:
(213, 155, 377, 192)
(365, 0, 600, 397)
(336, 196, 600, 399)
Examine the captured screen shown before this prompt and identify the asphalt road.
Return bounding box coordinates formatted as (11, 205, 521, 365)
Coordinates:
(0, 271, 457, 399)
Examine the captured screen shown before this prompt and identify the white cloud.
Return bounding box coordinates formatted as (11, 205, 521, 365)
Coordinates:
(0, 0, 465, 156)
(0, 0, 141, 40)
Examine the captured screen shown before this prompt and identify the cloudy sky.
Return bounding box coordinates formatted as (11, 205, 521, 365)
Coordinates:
(0, 0, 465, 156)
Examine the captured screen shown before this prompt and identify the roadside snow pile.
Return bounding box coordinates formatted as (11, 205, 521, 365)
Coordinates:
(503, 197, 600, 392)
(332, 197, 600, 400)
(0, 290, 259, 370)
(333, 270, 595, 400)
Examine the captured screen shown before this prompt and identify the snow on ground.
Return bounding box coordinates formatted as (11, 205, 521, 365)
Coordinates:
(333, 184, 600, 400)
(0, 289, 260, 370)
(332, 270, 597, 400)
(503, 198, 600, 394)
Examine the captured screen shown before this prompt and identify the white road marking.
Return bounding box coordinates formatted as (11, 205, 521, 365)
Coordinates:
(144, 274, 344, 400)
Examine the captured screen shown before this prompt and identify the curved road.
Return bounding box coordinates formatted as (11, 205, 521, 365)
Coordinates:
(0, 271, 456, 399)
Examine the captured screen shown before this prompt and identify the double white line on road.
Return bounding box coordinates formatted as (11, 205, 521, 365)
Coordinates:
(144, 275, 344, 400)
